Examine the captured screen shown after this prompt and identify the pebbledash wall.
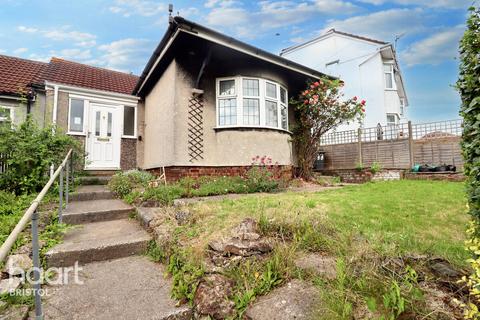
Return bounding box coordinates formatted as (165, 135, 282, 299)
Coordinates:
(138, 59, 295, 181)
(45, 89, 137, 170)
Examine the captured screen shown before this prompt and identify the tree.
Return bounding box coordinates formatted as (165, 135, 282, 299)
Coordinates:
(291, 78, 365, 179)
(457, 6, 480, 318)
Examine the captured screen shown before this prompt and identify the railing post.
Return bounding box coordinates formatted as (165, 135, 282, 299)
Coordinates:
(70, 151, 74, 186)
(59, 167, 64, 223)
(65, 159, 69, 208)
(31, 210, 43, 320)
(408, 121, 414, 169)
(357, 128, 363, 167)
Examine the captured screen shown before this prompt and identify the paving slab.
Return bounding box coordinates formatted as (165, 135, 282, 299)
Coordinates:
(245, 279, 325, 320)
(42, 256, 192, 320)
(63, 199, 133, 224)
(70, 185, 114, 201)
(45, 219, 151, 267)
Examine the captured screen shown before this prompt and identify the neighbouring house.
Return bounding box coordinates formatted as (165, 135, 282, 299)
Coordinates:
(280, 29, 409, 131)
(133, 16, 328, 180)
(1, 16, 330, 180)
(0, 54, 139, 171)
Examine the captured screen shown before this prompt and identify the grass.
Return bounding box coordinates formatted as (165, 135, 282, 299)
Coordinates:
(158, 179, 468, 319)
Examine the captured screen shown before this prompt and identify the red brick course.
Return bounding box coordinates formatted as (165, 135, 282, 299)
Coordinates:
(149, 165, 294, 182)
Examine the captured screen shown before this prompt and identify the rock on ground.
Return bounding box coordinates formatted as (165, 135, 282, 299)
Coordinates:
(0, 305, 30, 320)
(294, 253, 337, 280)
(194, 274, 236, 319)
(245, 279, 324, 320)
(4, 254, 32, 276)
(0, 278, 22, 295)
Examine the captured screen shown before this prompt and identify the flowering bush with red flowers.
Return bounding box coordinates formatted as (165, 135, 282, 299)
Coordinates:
(246, 155, 280, 192)
(291, 78, 365, 179)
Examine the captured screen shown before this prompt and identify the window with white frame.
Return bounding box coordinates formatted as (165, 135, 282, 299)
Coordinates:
(123, 106, 136, 137)
(384, 64, 395, 89)
(399, 98, 405, 117)
(0, 106, 13, 125)
(386, 113, 397, 126)
(216, 77, 288, 130)
(68, 98, 85, 133)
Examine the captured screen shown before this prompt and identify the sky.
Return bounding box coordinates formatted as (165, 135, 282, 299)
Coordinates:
(0, 0, 470, 122)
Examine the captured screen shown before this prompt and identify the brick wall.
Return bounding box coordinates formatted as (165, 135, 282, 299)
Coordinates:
(148, 165, 294, 182)
(121, 138, 137, 170)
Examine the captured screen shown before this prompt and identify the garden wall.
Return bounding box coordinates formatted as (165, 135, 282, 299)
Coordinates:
(320, 169, 403, 184)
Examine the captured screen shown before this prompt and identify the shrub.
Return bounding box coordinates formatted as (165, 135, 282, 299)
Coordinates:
(108, 170, 154, 198)
(142, 184, 185, 206)
(0, 191, 33, 244)
(0, 117, 80, 194)
(191, 176, 249, 196)
(370, 162, 382, 174)
(245, 166, 278, 193)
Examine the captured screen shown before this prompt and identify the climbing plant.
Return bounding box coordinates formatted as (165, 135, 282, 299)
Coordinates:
(457, 5, 480, 318)
(290, 78, 365, 179)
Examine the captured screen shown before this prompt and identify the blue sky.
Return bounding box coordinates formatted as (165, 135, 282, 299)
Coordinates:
(0, 0, 470, 122)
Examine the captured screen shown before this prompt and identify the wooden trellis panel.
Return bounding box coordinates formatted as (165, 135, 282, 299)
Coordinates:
(187, 95, 204, 162)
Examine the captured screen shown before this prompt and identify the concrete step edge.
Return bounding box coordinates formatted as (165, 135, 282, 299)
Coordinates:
(63, 208, 133, 225)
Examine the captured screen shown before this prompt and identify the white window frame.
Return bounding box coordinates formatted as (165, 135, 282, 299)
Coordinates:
(384, 63, 395, 90)
(386, 113, 397, 126)
(215, 76, 288, 131)
(67, 98, 87, 135)
(399, 98, 405, 117)
(0, 105, 14, 125)
(122, 105, 137, 139)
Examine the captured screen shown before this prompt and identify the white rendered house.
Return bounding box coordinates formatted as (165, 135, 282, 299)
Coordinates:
(281, 29, 408, 131)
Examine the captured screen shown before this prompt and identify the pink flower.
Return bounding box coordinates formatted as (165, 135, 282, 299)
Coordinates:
(304, 99, 309, 104)
(361, 100, 366, 105)
(313, 95, 319, 100)
(310, 84, 315, 89)
(361, 108, 365, 113)
(353, 96, 358, 101)
(313, 81, 320, 87)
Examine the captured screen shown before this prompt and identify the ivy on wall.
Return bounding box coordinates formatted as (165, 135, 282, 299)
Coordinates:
(457, 6, 480, 318)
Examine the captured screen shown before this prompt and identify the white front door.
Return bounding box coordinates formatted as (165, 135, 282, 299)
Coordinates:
(85, 104, 121, 170)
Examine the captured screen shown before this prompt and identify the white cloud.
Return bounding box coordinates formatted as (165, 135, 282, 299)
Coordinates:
(205, 0, 359, 38)
(0, 49, 7, 54)
(17, 25, 97, 47)
(401, 26, 464, 66)
(109, 0, 166, 17)
(17, 26, 38, 33)
(357, 0, 471, 9)
(58, 48, 92, 60)
(13, 47, 28, 54)
(323, 8, 426, 43)
(94, 38, 153, 73)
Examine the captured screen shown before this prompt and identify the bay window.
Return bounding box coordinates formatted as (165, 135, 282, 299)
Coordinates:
(216, 77, 288, 130)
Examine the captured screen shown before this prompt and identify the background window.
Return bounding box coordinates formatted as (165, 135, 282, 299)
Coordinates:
(243, 79, 259, 96)
(280, 105, 288, 130)
(387, 114, 396, 126)
(243, 98, 260, 125)
(384, 64, 394, 89)
(265, 100, 278, 127)
(123, 106, 135, 136)
(219, 98, 237, 125)
(219, 80, 235, 96)
(266, 82, 277, 98)
(69, 99, 84, 132)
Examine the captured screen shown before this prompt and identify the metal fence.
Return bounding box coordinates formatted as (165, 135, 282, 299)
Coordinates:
(321, 119, 463, 145)
(319, 119, 464, 171)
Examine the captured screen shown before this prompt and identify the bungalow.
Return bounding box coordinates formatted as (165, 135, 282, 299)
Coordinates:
(0, 16, 329, 180)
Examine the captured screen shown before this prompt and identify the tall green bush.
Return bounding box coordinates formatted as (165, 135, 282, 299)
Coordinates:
(0, 117, 80, 194)
(457, 6, 480, 318)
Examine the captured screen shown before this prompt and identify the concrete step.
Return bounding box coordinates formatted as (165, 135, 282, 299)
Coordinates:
(63, 199, 133, 225)
(42, 256, 192, 320)
(76, 175, 111, 185)
(70, 185, 114, 201)
(45, 219, 151, 268)
(82, 170, 116, 176)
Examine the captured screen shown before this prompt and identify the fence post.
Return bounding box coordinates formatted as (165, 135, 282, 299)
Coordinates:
(58, 168, 64, 223)
(65, 159, 69, 209)
(31, 210, 43, 320)
(357, 128, 363, 167)
(408, 121, 414, 169)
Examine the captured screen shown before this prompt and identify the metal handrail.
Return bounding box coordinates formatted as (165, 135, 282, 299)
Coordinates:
(0, 148, 73, 320)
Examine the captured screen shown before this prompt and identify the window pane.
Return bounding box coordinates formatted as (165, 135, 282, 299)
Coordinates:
(387, 114, 396, 124)
(243, 98, 259, 125)
(266, 82, 277, 98)
(280, 88, 286, 104)
(219, 80, 235, 96)
(107, 112, 112, 137)
(243, 79, 259, 96)
(280, 104, 288, 129)
(69, 99, 84, 132)
(385, 73, 393, 88)
(265, 100, 278, 127)
(95, 111, 101, 136)
(123, 106, 135, 136)
(0, 107, 11, 119)
(219, 98, 237, 126)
